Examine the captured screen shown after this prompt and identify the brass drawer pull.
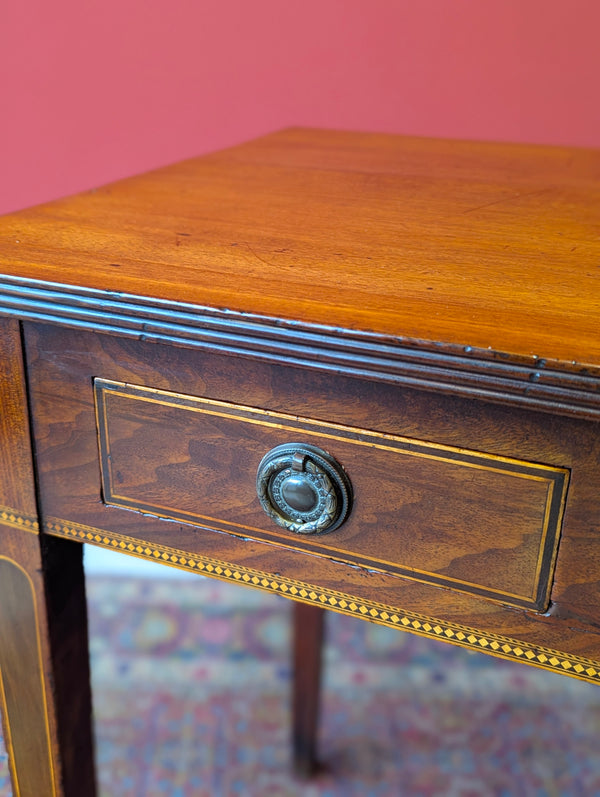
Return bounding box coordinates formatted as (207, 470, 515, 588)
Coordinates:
(256, 443, 352, 534)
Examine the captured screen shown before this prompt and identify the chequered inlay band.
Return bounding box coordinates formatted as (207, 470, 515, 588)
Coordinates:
(0, 504, 39, 533)
(43, 515, 600, 685)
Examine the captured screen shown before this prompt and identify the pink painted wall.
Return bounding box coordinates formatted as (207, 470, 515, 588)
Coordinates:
(2, 0, 599, 214)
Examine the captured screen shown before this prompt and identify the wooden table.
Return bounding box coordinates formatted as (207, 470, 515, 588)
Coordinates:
(1, 129, 599, 795)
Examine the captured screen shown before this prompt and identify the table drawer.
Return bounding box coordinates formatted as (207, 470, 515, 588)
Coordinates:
(94, 378, 568, 612)
(26, 322, 600, 679)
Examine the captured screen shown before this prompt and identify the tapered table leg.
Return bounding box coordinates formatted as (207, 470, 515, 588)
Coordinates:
(0, 533, 95, 797)
(0, 318, 95, 796)
(292, 601, 325, 778)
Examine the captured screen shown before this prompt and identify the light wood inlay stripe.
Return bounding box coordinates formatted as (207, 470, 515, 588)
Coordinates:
(44, 516, 600, 685)
(0, 504, 39, 534)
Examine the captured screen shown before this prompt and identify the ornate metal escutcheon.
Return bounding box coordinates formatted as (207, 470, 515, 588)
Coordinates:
(256, 443, 353, 534)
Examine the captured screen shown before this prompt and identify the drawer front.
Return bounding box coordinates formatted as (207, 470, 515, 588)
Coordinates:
(94, 378, 568, 611)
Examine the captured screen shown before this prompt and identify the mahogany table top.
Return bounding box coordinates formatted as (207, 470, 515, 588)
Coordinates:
(1, 128, 599, 371)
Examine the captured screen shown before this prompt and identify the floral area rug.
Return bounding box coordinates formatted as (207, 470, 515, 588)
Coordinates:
(1, 575, 600, 796)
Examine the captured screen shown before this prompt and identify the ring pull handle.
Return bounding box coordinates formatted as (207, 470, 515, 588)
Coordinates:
(256, 443, 353, 535)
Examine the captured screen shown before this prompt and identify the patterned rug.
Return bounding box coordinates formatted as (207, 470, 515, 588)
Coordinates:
(1, 575, 600, 796)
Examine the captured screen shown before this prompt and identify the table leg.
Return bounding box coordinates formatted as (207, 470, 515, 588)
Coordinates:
(292, 601, 325, 777)
(0, 318, 95, 796)
(0, 530, 96, 797)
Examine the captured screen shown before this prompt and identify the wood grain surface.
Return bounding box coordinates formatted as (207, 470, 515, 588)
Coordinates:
(24, 322, 600, 676)
(0, 319, 37, 517)
(3, 129, 600, 791)
(94, 378, 568, 611)
(0, 555, 57, 796)
(0, 318, 95, 797)
(1, 129, 599, 369)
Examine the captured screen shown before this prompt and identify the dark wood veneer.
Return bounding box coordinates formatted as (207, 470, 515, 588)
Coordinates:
(93, 377, 568, 611)
(0, 319, 95, 797)
(22, 322, 600, 670)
